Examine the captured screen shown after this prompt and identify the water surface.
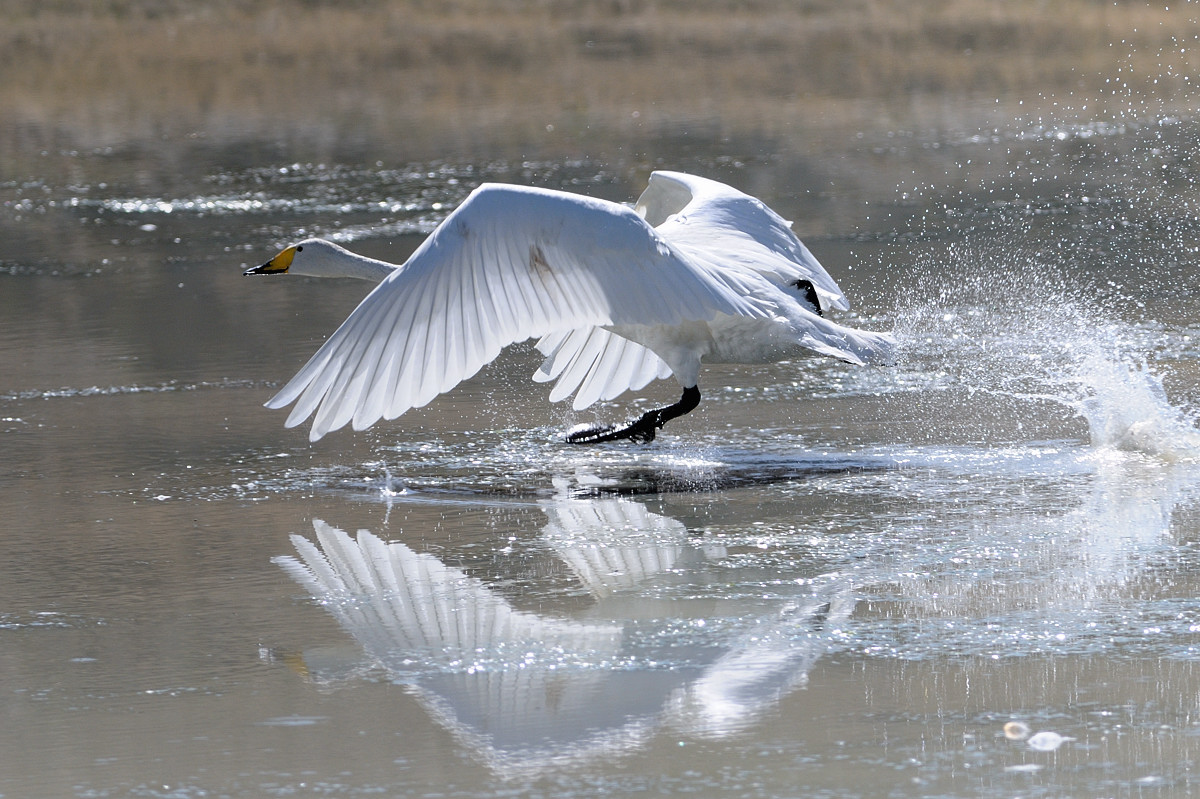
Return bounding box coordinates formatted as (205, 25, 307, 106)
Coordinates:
(5, 6, 1200, 797)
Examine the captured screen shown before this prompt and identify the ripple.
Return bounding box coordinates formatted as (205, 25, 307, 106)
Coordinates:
(0, 378, 268, 403)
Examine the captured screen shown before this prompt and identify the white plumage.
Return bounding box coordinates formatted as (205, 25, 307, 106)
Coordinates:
(247, 171, 894, 442)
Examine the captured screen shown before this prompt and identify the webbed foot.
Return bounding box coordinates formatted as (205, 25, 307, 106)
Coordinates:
(564, 386, 700, 445)
(565, 411, 660, 444)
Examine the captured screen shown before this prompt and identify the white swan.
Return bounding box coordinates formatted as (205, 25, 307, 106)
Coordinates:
(246, 170, 895, 443)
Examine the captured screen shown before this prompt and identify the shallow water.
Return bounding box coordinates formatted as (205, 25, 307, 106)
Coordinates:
(7, 24, 1200, 799)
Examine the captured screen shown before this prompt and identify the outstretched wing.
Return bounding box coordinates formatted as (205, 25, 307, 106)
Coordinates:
(638, 171, 850, 313)
(267, 183, 765, 440)
(528, 172, 856, 408)
(533, 328, 673, 410)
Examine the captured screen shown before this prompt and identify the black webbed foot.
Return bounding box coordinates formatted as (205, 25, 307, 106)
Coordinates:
(565, 410, 661, 445)
(564, 386, 700, 445)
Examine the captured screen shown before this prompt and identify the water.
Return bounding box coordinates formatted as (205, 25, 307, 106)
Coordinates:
(6, 6, 1200, 797)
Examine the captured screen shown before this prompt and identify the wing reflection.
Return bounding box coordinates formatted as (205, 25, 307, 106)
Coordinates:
(274, 520, 641, 773)
(275, 520, 623, 667)
(274, 498, 849, 775)
(666, 588, 855, 737)
(272, 452, 1200, 775)
(539, 492, 726, 597)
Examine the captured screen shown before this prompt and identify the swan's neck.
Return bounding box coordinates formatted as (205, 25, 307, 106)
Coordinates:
(300, 241, 399, 282)
(332, 255, 398, 282)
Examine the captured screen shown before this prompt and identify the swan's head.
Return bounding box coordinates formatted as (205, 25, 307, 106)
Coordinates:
(244, 238, 341, 277)
(244, 238, 398, 282)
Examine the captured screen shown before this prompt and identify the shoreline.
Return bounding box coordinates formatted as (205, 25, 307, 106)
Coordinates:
(3, 0, 1196, 162)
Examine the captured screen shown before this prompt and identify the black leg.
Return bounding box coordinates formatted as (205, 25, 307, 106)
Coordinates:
(566, 386, 701, 445)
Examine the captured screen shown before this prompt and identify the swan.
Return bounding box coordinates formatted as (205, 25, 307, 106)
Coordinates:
(245, 170, 895, 443)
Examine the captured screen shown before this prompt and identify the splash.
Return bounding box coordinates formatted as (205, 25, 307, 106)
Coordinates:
(896, 273, 1200, 461)
(1072, 352, 1200, 460)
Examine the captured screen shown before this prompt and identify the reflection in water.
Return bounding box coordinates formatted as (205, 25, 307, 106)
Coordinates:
(864, 293, 1200, 649)
(1065, 458, 1198, 591)
(540, 485, 858, 738)
(539, 479, 726, 596)
(274, 427, 1200, 775)
(870, 456, 1200, 660)
(667, 589, 855, 740)
(275, 520, 635, 773)
(275, 497, 850, 775)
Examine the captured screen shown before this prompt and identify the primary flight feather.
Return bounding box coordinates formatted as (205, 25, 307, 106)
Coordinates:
(246, 171, 895, 443)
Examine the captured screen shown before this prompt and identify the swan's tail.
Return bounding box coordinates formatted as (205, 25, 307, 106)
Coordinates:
(801, 319, 897, 367)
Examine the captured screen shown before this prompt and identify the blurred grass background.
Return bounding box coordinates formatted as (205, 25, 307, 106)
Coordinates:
(2, 0, 1196, 164)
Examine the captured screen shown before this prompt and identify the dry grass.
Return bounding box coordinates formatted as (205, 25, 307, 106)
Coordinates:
(1, 0, 1197, 159)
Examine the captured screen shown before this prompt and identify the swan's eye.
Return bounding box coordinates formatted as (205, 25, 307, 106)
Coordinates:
(296, 246, 303, 252)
